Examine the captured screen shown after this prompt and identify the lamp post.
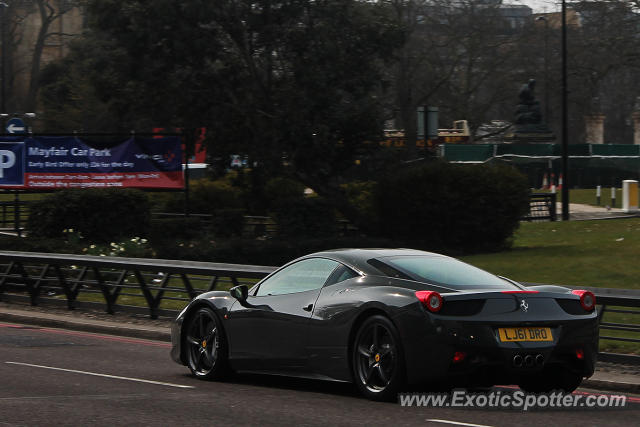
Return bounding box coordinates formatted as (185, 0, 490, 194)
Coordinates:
(561, 0, 569, 220)
(0, 1, 7, 126)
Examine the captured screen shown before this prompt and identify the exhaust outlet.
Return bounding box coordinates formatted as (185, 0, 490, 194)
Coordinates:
(536, 354, 544, 366)
(513, 354, 523, 367)
(524, 355, 534, 367)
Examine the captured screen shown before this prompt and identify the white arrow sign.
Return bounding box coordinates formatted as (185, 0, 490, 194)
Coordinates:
(7, 123, 25, 133)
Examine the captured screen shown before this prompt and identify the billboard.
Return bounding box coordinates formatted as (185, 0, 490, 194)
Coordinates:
(0, 136, 184, 190)
(0, 141, 25, 186)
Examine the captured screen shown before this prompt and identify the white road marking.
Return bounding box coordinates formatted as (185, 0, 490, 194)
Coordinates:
(0, 393, 149, 401)
(5, 362, 194, 389)
(427, 420, 495, 427)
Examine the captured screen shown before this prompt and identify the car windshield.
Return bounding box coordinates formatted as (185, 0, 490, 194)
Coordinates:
(372, 255, 517, 290)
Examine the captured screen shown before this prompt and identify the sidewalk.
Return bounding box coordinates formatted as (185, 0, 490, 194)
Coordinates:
(0, 302, 171, 342)
(558, 202, 639, 221)
(0, 302, 638, 394)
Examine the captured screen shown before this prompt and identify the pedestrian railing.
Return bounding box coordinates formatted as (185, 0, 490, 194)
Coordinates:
(0, 250, 275, 319)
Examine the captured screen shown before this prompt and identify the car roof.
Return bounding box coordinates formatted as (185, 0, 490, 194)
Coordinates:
(303, 248, 447, 275)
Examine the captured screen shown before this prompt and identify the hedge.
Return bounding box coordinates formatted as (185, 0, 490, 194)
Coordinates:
(0, 234, 396, 266)
(374, 161, 530, 253)
(27, 189, 151, 243)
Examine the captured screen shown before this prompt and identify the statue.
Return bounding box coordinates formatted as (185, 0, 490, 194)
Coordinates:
(513, 79, 552, 134)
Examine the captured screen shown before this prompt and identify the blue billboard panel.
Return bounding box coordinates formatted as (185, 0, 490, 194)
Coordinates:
(0, 136, 184, 190)
(0, 141, 25, 186)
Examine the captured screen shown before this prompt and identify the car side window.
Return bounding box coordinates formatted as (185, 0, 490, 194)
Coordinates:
(255, 258, 340, 296)
(325, 265, 359, 287)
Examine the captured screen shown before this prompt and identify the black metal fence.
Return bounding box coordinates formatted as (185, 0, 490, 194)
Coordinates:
(523, 193, 557, 222)
(0, 251, 275, 319)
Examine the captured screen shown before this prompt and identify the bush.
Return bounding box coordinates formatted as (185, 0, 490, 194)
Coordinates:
(27, 189, 151, 243)
(153, 236, 396, 265)
(342, 181, 378, 232)
(211, 208, 245, 238)
(263, 177, 338, 238)
(264, 177, 305, 210)
(148, 217, 208, 242)
(272, 197, 338, 238)
(162, 178, 244, 214)
(375, 161, 530, 253)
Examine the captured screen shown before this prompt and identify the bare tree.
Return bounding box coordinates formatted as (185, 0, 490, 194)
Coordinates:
(1, 1, 83, 113)
(387, 0, 529, 151)
(26, 0, 83, 111)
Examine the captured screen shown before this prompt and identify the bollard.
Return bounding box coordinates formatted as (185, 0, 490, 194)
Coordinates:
(622, 180, 639, 213)
(596, 185, 601, 206)
(611, 186, 616, 208)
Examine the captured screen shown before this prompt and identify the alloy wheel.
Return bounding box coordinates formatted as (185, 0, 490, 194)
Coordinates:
(354, 321, 398, 393)
(186, 308, 220, 377)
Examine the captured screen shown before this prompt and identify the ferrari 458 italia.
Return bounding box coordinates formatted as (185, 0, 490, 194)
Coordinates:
(171, 249, 598, 400)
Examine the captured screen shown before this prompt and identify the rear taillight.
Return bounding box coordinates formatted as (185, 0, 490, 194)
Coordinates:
(572, 290, 596, 311)
(415, 291, 443, 313)
(452, 351, 467, 363)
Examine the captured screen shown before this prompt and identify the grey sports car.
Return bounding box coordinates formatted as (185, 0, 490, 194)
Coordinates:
(171, 249, 598, 400)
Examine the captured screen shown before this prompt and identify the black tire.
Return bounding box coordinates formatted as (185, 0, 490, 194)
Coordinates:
(352, 315, 406, 401)
(184, 307, 229, 380)
(518, 368, 582, 393)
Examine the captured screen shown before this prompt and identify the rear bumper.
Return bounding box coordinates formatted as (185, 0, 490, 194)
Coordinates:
(397, 312, 599, 386)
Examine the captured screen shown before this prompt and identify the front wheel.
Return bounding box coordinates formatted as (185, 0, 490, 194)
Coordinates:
(352, 315, 405, 401)
(184, 307, 229, 380)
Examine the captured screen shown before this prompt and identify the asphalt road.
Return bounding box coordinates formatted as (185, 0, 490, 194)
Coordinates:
(0, 322, 638, 427)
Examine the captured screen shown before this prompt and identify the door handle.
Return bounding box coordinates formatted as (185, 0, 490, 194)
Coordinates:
(303, 303, 313, 312)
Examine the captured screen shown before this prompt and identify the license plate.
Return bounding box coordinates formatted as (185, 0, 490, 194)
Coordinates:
(498, 327, 553, 342)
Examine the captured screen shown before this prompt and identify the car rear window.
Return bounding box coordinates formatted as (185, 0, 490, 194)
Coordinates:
(369, 255, 517, 290)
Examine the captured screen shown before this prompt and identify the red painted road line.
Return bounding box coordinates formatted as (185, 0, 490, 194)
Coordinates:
(0, 323, 171, 348)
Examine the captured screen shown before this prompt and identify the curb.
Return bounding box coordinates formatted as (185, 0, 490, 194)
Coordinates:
(582, 378, 640, 394)
(0, 311, 171, 342)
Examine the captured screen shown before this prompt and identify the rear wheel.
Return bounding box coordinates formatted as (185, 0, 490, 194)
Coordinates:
(184, 307, 229, 380)
(352, 315, 405, 401)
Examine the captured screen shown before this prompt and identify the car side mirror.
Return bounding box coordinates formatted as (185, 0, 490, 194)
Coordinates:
(229, 285, 248, 303)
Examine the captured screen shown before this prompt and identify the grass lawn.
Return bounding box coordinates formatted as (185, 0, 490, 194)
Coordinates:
(0, 192, 49, 202)
(461, 218, 640, 354)
(461, 218, 640, 289)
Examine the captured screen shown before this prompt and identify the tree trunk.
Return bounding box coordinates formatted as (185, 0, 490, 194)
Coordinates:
(26, 0, 56, 111)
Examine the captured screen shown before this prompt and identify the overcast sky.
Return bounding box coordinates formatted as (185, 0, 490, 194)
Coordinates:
(510, 0, 562, 13)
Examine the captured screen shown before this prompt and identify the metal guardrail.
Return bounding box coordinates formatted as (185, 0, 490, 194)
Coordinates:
(0, 250, 276, 319)
(523, 193, 557, 222)
(0, 251, 638, 363)
(573, 285, 640, 345)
